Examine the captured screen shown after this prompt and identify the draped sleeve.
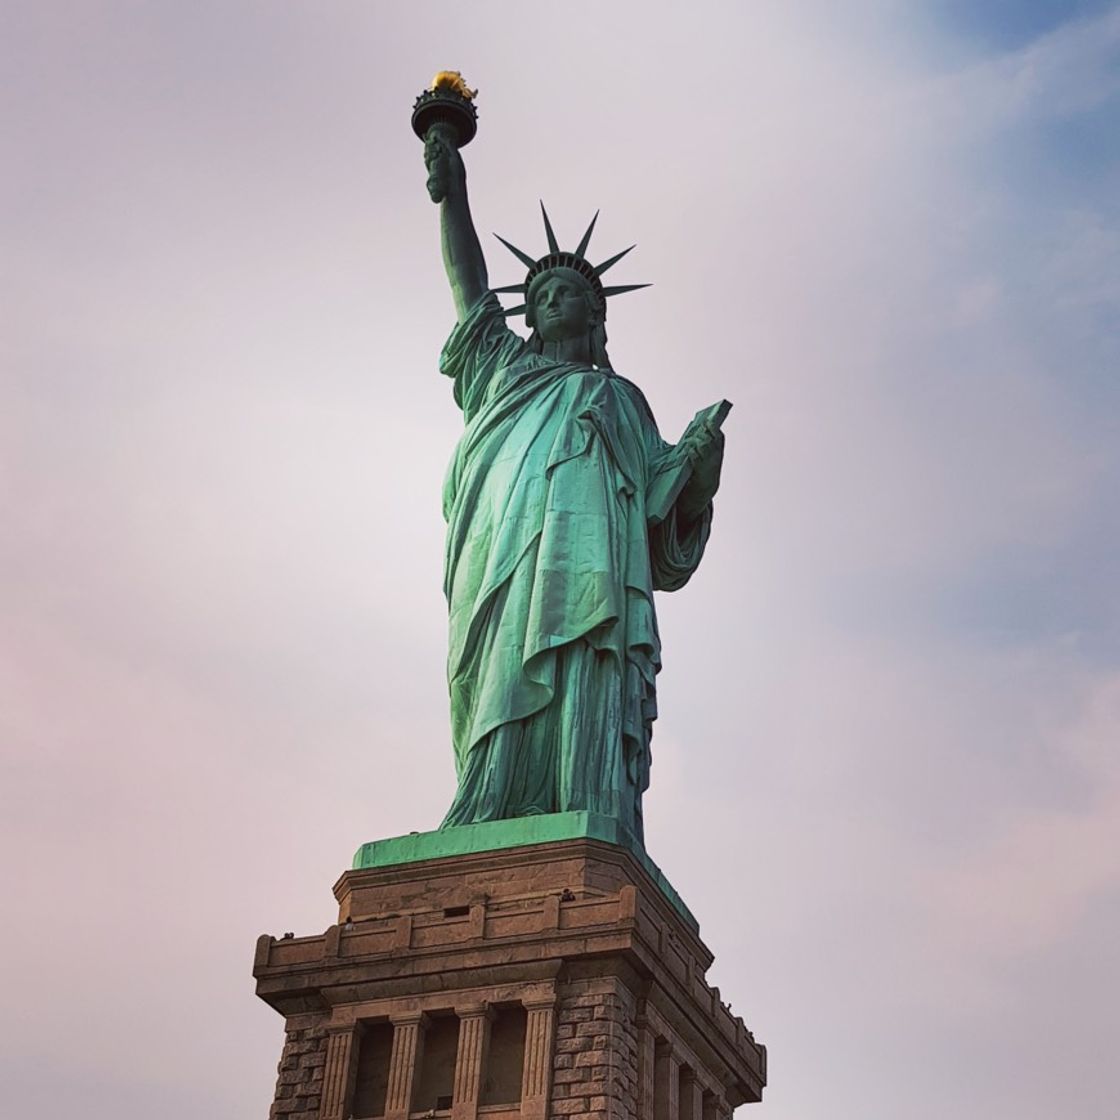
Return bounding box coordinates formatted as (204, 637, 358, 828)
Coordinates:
(649, 503, 713, 591)
(439, 291, 530, 423)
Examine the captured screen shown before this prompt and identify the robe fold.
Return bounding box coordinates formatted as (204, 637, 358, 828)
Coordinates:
(439, 292, 714, 840)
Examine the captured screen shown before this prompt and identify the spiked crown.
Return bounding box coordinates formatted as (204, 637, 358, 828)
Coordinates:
(493, 203, 650, 319)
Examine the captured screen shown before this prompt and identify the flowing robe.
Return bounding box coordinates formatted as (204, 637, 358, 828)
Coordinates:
(440, 293, 715, 841)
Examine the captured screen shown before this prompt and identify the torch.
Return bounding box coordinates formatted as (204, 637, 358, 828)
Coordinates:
(412, 71, 478, 203)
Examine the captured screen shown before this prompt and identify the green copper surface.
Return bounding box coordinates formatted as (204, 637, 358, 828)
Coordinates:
(417, 83, 727, 847)
(352, 812, 698, 932)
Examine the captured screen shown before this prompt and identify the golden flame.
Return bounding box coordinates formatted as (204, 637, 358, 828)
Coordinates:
(430, 71, 477, 100)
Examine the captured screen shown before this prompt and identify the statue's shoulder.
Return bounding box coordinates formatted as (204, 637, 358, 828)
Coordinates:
(445, 292, 526, 362)
(608, 372, 658, 428)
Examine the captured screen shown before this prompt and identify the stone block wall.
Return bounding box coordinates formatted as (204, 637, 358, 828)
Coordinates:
(552, 979, 639, 1120)
(270, 1013, 329, 1120)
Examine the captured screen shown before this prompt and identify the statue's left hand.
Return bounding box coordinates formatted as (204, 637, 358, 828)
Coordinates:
(677, 422, 725, 524)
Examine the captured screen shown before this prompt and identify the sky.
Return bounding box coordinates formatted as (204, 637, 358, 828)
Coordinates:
(1, 2, 1118, 1118)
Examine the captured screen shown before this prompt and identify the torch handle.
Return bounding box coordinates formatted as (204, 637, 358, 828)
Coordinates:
(423, 122, 461, 204)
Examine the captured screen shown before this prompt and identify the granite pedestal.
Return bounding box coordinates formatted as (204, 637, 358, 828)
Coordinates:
(254, 816, 766, 1120)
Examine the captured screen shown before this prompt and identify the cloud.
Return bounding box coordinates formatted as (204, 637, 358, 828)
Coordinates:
(1, 3, 1117, 1119)
(923, 671, 1120, 962)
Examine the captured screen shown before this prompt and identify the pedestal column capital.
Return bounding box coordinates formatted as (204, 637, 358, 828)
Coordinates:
(455, 1002, 495, 1021)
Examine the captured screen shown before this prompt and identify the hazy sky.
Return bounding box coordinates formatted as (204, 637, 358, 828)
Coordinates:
(2, 3, 1118, 1118)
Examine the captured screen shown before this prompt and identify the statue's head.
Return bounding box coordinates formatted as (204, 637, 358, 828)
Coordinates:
(524, 267, 610, 367)
(494, 205, 650, 370)
(525, 268, 601, 339)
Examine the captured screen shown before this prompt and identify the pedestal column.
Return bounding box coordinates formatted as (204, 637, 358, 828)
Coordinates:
(321, 1024, 359, 1120)
(680, 1069, 704, 1120)
(452, 1005, 492, 1120)
(520, 996, 557, 1120)
(653, 1043, 680, 1120)
(702, 1090, 727, 1120)
(386, 1011, 428, 1120)
(637, 1018, 657, 1120)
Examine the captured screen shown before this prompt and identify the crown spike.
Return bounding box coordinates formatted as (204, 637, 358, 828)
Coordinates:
(575, 211, 599, 259)
(502, 303, 527, 317)
(593, 244, 636, 277)
(492, 283, 528, 294)
(539, 201, 560, 254)
(494, 233, 538, 270)
(601, 283, 652, 298)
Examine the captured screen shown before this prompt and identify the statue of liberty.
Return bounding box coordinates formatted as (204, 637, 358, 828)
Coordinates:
(416, 78, 727, 845)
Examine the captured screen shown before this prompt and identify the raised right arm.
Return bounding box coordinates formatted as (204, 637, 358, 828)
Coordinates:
(425, 124, 489, 322)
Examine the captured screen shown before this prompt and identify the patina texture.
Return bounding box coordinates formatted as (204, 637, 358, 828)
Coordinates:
(420, 85, 726, 843)
(439, 294, 714, 839)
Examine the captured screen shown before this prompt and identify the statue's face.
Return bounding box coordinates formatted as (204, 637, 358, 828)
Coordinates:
(531, 273, 595, 342)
